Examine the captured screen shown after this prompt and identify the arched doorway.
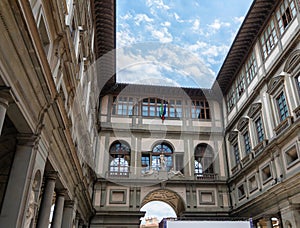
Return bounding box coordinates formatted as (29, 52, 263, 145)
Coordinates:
(140, 201, 176, 226)
(140, 189, 185, 224)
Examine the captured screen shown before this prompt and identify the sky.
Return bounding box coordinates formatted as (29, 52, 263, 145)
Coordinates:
(116, 0, 254, 88)
(140, 201, 176, 224)
(116, 0, 254, 223)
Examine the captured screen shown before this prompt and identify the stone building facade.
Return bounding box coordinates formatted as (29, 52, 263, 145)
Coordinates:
(0, 0, 300, 228)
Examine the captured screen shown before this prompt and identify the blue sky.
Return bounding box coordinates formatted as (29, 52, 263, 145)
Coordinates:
(116, 0, 253, 88)
(116, 0, 254, 223)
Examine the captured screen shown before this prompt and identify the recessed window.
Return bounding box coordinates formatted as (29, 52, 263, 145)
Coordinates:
(227, 86, 236, 111)
(248, 175, 257, 192)
(276, 91, 289, 122)
(194, 144, 214, 178)
(109, 141, 131, 177)
(233, 143, 240, 165)
(142, 142, 173, 172)
(255, 117, 265, 143)
(237, 185, 245, 200)
(191, 100, 210, 119)
(245, 51, 257, 84)
(260, 19, 278, 59)
(38, 17, 50, 55)
(285, 145, 299, 166)
(295, 74, 300, 97)
(243, 131, 251, 155)
(262, 165, 272, 183)
(276, 0, 297, 35)
(236, 73, 245, 99)
(112, 96, 135, 116)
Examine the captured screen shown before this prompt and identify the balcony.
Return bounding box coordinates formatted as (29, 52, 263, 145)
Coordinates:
(107, 171, 130, 178)
(195, 173, 218, 180)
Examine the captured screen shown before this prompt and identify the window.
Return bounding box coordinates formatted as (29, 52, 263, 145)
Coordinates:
(260, 19, 278, 59)
(296, 74, 300, 97)
(191, 100, 210, 119)
(142, 98, 163, 117)
(112, 96, 134, 116)
(243, 131, 251, 155)
(285, 145, 299, 166)
(227, 86, 236, 111)
(109, 141, 131, 176)
(245, 51, 257, 84)
(276, 91, 289, 121)
(276, 0, 297, 35)
(194, 144, 214, 177)
(261, 165, 272, 183)
(233, 143, 240, 165)
(38, 16, 50, 55)
(236, 72, 245, 99)
(237, 184, 245, 200)
(255, 117, 265, 143)
(169, 99, 182, 118)
(141, 142, 173, 172)
(248, 175, 258, 192)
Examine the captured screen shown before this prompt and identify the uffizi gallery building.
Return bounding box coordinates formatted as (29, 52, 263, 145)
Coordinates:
(0, 0, 300, 227)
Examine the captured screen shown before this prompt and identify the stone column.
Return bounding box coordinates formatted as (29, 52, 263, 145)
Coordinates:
(36, 172, 58, 228)
(0, 97, 8, 134)
(280, 204, 300, 228)
(0, 134, 37, 228)
(61, 200, 75, 228)
(51, 189, 67, 228)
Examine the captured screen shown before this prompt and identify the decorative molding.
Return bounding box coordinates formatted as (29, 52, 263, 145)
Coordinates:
(284, 49, 300, 73)
(248, 103, 262, 118)
(198, 190, 215, 205)
(274, 116, 293, 136)
(267, 75, 285, 95)
(228, 131, 238, 143)
(237, 117, 249, 131)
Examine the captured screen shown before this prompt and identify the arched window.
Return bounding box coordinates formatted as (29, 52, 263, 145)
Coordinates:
(194, 144, 214, 178)
(141, 142, 173, 172)
(109, 141, 131, 177)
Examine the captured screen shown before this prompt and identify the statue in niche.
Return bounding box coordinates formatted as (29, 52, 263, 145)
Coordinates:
(24, 180, 37, 228)
(160, 154, 166, 171)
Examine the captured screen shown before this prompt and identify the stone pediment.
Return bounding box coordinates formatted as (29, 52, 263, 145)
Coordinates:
(284, 49, 300, 73)
(248, 103, 262, 118)
(237, 117, 249, 131)
(267, 75, 285, 95)
(228, 131, 238, 143)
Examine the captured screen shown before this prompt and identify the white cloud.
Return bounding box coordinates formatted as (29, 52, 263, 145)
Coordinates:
(202, 44, 229, 57)
(134, 14, 154, 26)
(146, 0, 170, 10)
(192, 18, 200, 31)
(186, 41, 207, 52)
(116, 29, 137, 47)
(161, 21, 171, 27)
(151, 28, 173, 43)
(120, 12, 133, 20)
(234, 16, 245, 24)
(208, 19, 231, 33)
(174, 13, 184, 23)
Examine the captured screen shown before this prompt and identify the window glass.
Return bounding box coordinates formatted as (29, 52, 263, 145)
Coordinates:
(276, 92, 289, 121)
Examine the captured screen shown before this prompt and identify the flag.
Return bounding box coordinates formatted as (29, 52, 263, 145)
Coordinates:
(160, 102, 167, 120)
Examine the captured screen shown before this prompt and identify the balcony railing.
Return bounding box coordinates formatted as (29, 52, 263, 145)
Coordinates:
(195, 173, 218, 180)
(107, 171, 130, 178)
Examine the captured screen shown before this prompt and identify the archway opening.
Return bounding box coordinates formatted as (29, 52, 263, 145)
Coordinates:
(140, 201, 177, 226)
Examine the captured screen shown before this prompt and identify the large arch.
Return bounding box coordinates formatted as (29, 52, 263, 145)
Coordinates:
(141, 189, 185, 216)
